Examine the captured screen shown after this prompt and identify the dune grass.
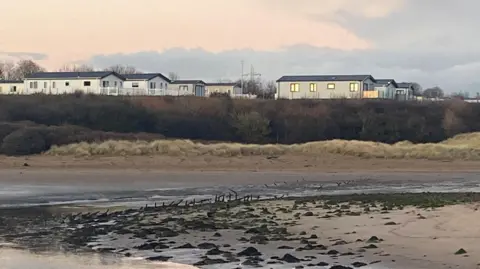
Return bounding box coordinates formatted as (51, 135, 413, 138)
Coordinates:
(44, 132, 480, 161)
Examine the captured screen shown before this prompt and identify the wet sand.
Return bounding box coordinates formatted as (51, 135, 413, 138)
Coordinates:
(2, 154, 480, 173)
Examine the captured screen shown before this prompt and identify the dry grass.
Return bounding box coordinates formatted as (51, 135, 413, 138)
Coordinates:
(44, 132, 480, 160)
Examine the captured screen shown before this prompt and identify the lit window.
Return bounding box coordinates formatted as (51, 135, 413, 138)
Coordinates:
(349, 83, 359, 92)
(309, 83, 317, 92)
(290, 83, 299, 92)
(327, 83, 335, 89)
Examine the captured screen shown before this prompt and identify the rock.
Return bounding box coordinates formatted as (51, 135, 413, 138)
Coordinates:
(327, 250, 340, 255)
(135, 242, 166, 250)
(279, 254, 301, 263)
(455, 248, 467, 255)
(303, 211, 314, 216)
(197, 242, 217, 249)
(241, 259, 262, 267)
(317, 261, 329, 266)
(223, 244, 231, 247)
(295, 266, 304, 269)
(363, 244, 378, 249)
(278, 245, 294, 249)
(366, 236, 381, 243)
(193, 257, 229, 266)
(250, 235, 269, 244)
(352, 261, 368, 267)
(174, 243, 195, 249)
(237, 247, 262, 257)
(333, 240, 348, 246)
(206, 248, 226, 255)
(341, 252, 355, 256)
(299, 231, 307, 235)
(155, 227, 179, 237)
(310, 234, 318, 239)
(213, 232, 222, 237)
(145, 255, 172, 261)
(384, 221, 397, 226)
(330, 266, 353, 269)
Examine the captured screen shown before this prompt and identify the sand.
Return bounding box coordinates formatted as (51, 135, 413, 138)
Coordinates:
(266, 201, 480, 269)
(1, 154, 480, 173)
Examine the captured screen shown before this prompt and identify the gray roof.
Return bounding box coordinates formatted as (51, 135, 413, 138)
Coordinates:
(375, 79, 398, 88)
(0, 80, 23, 84)
(206, 82, 239, 87)
(397, 82, 413, 88)
(123, 73, 170, 82)
(171, 80, 206, 85)
(276, 75, 375, 82)
(25, 71, 125, 80)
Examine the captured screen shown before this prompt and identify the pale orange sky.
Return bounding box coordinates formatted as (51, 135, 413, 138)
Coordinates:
(0, 0, 403, 69)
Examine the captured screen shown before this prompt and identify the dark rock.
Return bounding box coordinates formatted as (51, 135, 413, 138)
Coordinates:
(363, 244, 378, 249)
(206, 248, 226, 255)
(295, 266, 304, 269)
(155, 227, 179, 237)
(330, 266, 353, 269)
(384, 221, 397, 226)
(366, 236, 381, 243)
(213, 232, 222, 237)
(278, 245, 294, 249)
(455, 248, 467, 255)
(310, 234, 318, 239)
(250, 235, 269, 244)
(299, 231, 307, 235)
(197, 242, 217, 249)
(352, 261, 368, 267)
(237, 247, 262, 257)
(303, 211, 314, 216)
(145, 255, 172, 261)
(317, 261, 329, 266)
(341, 252, 355, 256)
(241, 259, 262, 267)
(333, 240, 348, 246)
(327, 250, 340, 255)
(223, 244, 231, 247)
(279, 254, 301, 263)
(193, 257, 229, 266)
(135, 242, 165, 250)
(175, 243, 195, 249)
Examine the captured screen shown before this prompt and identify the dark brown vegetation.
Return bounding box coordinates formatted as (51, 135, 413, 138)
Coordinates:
(0, 93, 477, 155)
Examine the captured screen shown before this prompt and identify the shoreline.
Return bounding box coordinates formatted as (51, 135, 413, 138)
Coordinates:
(2, 193, 480, 269)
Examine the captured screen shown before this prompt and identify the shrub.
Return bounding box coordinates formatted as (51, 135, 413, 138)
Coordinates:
(1, 127, 49, 155)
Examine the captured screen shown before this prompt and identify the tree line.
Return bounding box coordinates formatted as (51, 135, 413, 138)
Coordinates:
(0, 94, 478, 156)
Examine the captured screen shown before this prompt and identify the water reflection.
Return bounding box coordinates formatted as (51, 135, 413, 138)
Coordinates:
(0, 248, 199, 269)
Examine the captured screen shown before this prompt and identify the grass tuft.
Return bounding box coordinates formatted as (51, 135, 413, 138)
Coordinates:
(45, 131, 480, 160)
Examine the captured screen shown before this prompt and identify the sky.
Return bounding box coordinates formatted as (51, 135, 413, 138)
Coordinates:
(1, 0, 479, 93)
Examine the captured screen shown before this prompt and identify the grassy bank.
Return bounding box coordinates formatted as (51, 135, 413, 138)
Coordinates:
(45, 132, 480, 160)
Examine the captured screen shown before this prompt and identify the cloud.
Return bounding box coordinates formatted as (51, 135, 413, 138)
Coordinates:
(88, 45, 480, 92)
(0, 51, 48, 61)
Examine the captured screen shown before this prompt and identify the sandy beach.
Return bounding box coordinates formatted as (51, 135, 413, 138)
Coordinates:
(2, 154, 480, 173)
(1, 154, 480, 269)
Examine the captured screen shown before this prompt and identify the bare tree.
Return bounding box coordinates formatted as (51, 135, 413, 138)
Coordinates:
(10, 60, 46, 80)
(423, 86, 444, 99)
(262, 80, 277, 99)
(410, 82, 423, 96)
(58, 64, 95, 72)
(168, 72, 179, 81)
(104, 64, 141, 74)
(0, 61, 16, 80)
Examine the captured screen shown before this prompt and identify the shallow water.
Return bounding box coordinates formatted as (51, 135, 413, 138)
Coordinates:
(0, 248, 198, 269)
(0, 248, 391, 269)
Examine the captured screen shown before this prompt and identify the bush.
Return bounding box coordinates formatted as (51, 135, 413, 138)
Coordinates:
(1, 127, 49, 155)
